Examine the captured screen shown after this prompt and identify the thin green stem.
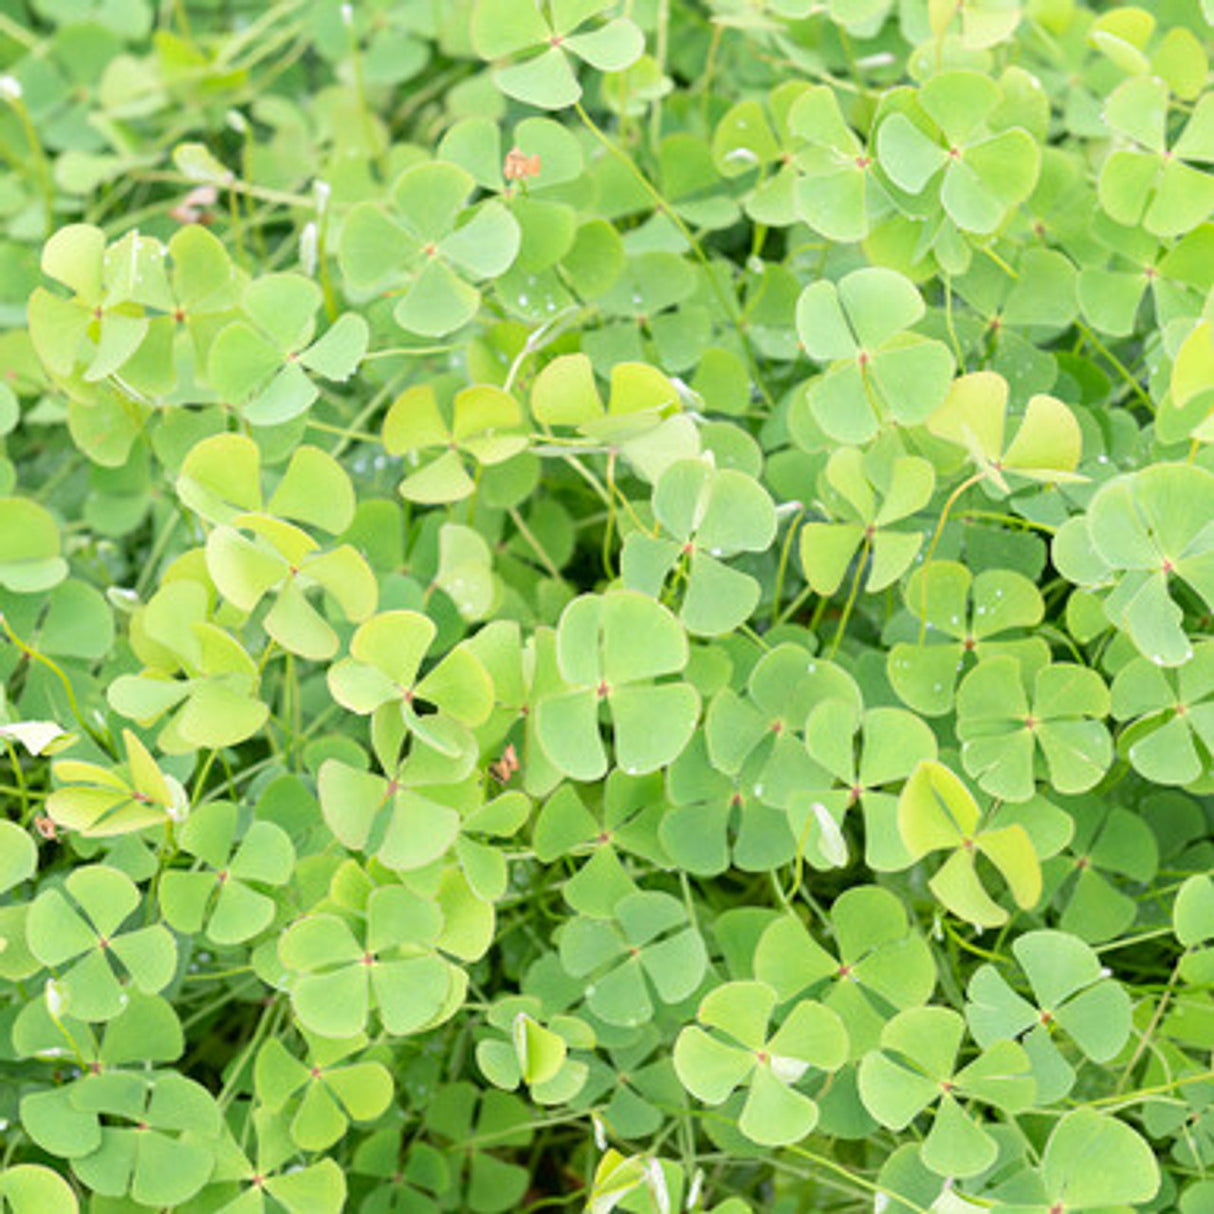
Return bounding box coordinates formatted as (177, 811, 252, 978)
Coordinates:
(1076, 321, 1154, 413)
(509, 506, 569, 586)
(917, 472, 986, 642)
(0, 616, 113, 756)
(218, 997, 285, 1111)
(4, 93, 55, 237)
(770, 508, 805, 628)
(827, 532, 870, 658)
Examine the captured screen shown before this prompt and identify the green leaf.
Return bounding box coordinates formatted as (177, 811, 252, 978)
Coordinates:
(0, 1165, 79, 1213)
(0, 821, 36, 896)
(1042, 1110, 1161, 1209)
(0, 498, 68, 593)
(472, 0, 550, 58)
(739, 1065, 819, 1146)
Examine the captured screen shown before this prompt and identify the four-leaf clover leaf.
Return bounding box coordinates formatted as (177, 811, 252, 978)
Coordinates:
(793, 266, 956, 444)
(327, 609, 494, 762)
(26, 865, 176, 1022)
(857, 1005, 1035, 1178)
(798, 447, 935, 597)
(1054, 463, 1214, 667)
(1099, 78, 1214, 237)
(673, 980, 848, 1147)
(208, 273, 368, 426)
(754, 886, 937, 1057)
(254, 1033, 394, 1151)
(278, 883, 461, 1039)
(339, 161, 521, 337)
(382, 381, 527, 505)
(966, 929, 1131, 1104)
(956, 657, 1112, 802)
(534, 590, 700, 780)
(897, 760, 1042, 929)
(876, 70, 1041, 236)
(471, 0, 644, 112)
(887, 560, 1049, 716)
(1111, 641, 1214, 786)
(557, 889, 707, 1027)
(622, 455, 777, 637)
(158, 800, 294, 945)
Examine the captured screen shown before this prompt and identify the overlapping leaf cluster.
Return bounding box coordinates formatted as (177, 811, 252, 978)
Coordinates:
(0, 1, 1211, 1212)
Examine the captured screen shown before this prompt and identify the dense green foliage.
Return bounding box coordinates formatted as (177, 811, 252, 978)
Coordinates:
(0, 0, 1213, 1210)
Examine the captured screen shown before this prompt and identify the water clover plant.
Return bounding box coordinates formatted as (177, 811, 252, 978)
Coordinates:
(382, 381, 527, 504)
(672, 980, 848, 1147)
(535, 590, 700, 780)
(339, 161, 521, 338)
(965, 928, 1132, 1104)
(622, 455, 777, 636)
(955, 656, 1113, 802)
(254, 1033, 395, 1152)
(157, 799, 294, 945)
(858, 1005, 1035, 1178)
(277, 882, 461, 1040)
(206, 273, 369, 426)
(797, 446, 935, 597)
(792, 266, 955, 444)
(897, 760, 1042, 929)
(26, 865, 176, 1021)
(471, 0, 644, 112)
(0, 1, 1205, 1210)
(875, 69, 1042, 239)
(753, 885, 937, 1057)
(1054, 462, 1214, 666)
(557, 888, 707, 1027)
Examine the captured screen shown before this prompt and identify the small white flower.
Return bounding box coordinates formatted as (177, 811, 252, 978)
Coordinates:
(45, 979, 65, 1018)
(0, 76, 22, 102)
(811, 800, 849, 869)
(0, 720, 68, 756)
(670, 376, 705, 411)
(313, 178, 331, 216)
(592, 1112, 607, 1151)
(768, 1053, 810, 1084)
(299, 221, 318, 276)
(166, 776, 190, 824)
(644, 1160, 671, 1214)
(511, 1011, 532, 1072)
(226, 109, 248, 135)
(686, 1168, 703, 1211)
(106, 587, 141, 611)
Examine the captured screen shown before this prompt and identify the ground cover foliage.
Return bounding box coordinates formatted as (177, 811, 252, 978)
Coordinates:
(0, 0, 1212, 1210)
